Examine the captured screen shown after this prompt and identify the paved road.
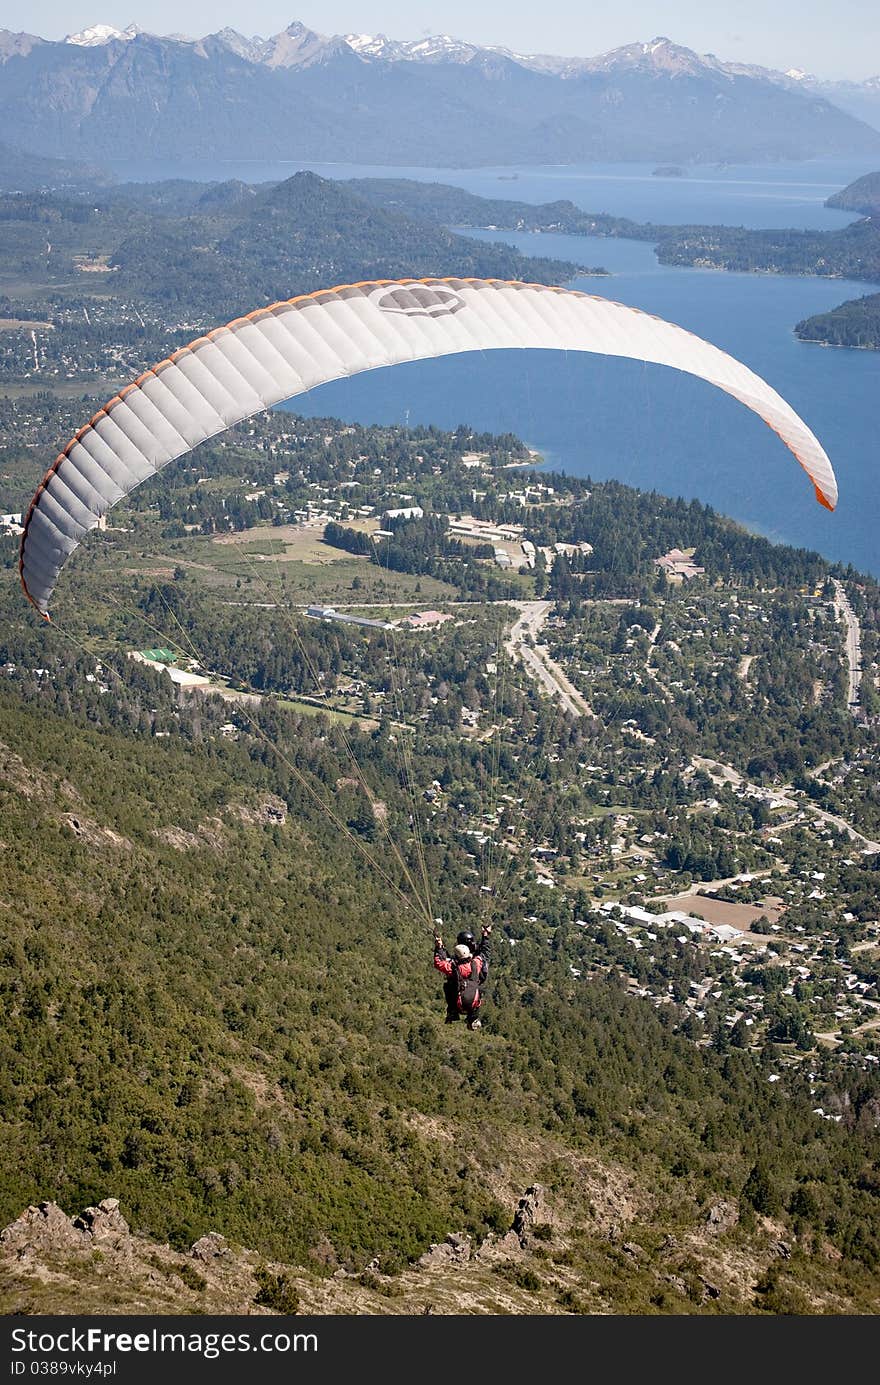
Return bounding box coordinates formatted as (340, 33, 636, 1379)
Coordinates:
(692, 753, 880, 854)
(832, 578, 862, 712)
(506, 600, 593, 718)
(808, 806, 880, 855)
(692, 755, 744, 788)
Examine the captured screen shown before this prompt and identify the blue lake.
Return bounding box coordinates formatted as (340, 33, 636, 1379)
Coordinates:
(281, 163, 880, 577)
(120, 155, 879, 575)
(119, 155, 868, 230)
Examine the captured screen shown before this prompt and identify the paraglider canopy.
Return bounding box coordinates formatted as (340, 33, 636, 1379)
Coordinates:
(19, 276, 837, 617)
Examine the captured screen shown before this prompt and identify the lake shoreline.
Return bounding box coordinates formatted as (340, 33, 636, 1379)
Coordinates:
(295, 175, 879, 577)
(795, 336, 880, 352)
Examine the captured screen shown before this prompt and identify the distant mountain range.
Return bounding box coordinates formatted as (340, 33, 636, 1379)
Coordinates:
(1, 23, 879, 167)
(764, 68, 880, 135)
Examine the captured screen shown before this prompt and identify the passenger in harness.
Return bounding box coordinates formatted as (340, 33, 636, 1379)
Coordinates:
(433, 922, 492, 1029)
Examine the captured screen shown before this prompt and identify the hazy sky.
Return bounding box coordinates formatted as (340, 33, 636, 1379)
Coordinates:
(6, 2, 880, 80)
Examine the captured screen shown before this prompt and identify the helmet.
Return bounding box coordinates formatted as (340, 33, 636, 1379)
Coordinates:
(454, 944, 472, 961)
(457, 931, 476, 949)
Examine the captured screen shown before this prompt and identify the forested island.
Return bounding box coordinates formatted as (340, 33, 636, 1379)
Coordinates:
(791, 171, 880, 347)
(655, 218, 880, 281)
(796, 291, 880, 349)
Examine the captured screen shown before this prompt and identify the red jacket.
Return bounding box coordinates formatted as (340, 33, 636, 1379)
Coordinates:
(433, 952, 487, 984)
(433, 935, 490, 1011)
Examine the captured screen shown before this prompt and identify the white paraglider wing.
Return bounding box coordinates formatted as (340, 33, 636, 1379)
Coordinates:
(19, 278, 837, 615)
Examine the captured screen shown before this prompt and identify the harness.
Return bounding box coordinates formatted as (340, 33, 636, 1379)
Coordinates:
(453, 955, 481, 1012)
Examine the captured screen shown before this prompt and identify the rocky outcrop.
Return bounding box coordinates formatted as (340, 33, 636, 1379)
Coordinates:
(227, 795, 287, 828)
(705, 1200, 739, 1233)
(0, 1201, 88, 1255)
(0, 1198, 274, 1315)
(191, 1232, 229, 1262)
(62, 814, 131, 850)
(0, 1198, 131, 1268)
(416, 1232, 472, 1269)
(74, 1198, 129, 1242)
(0, 1181, 828, 1316)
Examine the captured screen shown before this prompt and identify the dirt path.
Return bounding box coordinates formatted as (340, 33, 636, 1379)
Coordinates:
(738, 654, 754, 680)
(644, 620, 678, 702)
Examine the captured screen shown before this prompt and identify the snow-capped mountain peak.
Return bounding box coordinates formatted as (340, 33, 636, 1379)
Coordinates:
(345, 33, 377, 52)
(344, 32, 402, 59)
(48, 20, 880, 126)
(406, 34, 478, 61)
(65, 22, 141, 46)
(342, 31, 486, 64)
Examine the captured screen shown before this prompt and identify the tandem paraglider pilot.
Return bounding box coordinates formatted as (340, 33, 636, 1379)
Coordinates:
(433, 921, 491, 1030)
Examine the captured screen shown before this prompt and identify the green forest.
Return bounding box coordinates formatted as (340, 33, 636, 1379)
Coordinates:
(0, 172, 578, 327)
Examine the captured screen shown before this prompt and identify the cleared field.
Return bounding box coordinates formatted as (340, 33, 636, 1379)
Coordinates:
(196, 527, 456, 604)
(212, 523, 347, 564)
(276, 695, 379, 729)
(662, 893, 784, 932)
(199, 552, 454, 604)
(212, 520, 379, 565)
(0, 318, 52, 332)
(82, 525, 456, 607)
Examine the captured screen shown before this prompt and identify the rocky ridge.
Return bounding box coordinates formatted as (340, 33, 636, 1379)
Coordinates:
(0, 1180, 847, 1315)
